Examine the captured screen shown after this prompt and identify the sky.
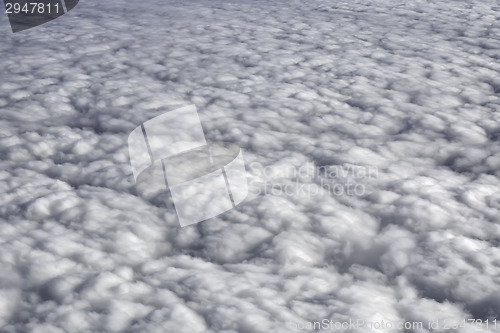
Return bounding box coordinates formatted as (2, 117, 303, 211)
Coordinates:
(0, 0, 500, 332)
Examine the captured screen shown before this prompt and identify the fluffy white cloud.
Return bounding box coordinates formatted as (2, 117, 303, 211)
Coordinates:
(0, 0, 500, 332)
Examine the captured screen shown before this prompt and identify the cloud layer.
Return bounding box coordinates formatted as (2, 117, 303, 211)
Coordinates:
(0, 0, 499, 332)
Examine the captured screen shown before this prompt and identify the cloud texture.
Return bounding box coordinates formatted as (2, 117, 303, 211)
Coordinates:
(0, 0, 500, 332)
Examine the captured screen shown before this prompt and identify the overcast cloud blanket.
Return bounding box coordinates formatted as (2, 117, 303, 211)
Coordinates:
(0, 0, 500, 332)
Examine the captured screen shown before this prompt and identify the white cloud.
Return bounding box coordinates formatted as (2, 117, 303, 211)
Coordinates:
(1, 0, 500, 332)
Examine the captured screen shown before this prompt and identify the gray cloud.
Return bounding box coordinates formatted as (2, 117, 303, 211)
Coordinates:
(1, 0, 500, 332)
